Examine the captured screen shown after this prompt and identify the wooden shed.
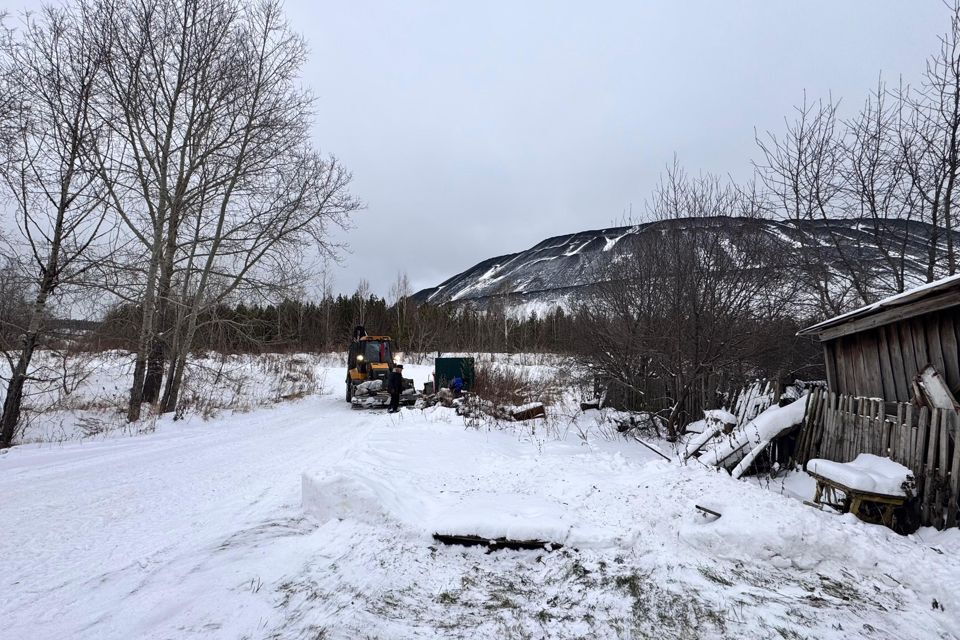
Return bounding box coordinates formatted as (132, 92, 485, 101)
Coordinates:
(798, 274, 960, 404)
(795, 275, 960, 529)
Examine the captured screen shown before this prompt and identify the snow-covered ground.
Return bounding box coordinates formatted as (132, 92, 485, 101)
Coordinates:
(2, 356, 959, 639)
(2, 350, 332, 444)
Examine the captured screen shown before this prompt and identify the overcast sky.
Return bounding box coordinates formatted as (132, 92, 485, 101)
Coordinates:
(278, 0, 950, 298)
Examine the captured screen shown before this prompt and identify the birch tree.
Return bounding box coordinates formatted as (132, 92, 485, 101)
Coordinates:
(84, 0, 358, 420)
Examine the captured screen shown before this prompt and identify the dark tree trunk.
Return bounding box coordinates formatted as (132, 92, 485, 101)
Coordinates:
(0, 334, 39, 448)
(161, 353, 184, 415)
(141, 337, 165, 403)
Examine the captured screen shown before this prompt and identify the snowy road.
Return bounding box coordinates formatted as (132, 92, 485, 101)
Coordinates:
(2, 385, 959, 639)
(1, 393, 375, 639)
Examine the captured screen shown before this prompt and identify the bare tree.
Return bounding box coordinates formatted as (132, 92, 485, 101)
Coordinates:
(355, 278, 371, 325)
(576, 166, 797, 440)
(0, 6, 109, 446)
(754, 95, 875, 316)
(898, 1, 960, 280)
(82, 0, 359, 420)
(389, 270, 412, 347)
(160, 150, 359, 413)
(841, 80, 921, 296)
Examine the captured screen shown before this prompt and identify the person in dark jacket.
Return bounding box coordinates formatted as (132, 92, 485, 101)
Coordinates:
(387, 364, 404, 413)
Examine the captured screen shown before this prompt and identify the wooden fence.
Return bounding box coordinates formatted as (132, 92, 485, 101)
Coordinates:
(602, 373, 777, 428)
(794, 388, 960, 529)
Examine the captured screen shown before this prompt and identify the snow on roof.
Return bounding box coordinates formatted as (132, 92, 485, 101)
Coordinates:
(798, 272, 960, 336)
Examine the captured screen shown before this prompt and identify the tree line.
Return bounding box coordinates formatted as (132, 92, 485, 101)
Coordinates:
(74, 289, 577, 357)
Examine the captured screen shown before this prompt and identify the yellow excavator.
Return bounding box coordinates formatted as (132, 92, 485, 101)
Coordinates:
(346, 326, 418, 409)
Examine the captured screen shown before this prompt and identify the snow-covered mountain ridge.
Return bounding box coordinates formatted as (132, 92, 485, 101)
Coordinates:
(413, 215, 952, 313)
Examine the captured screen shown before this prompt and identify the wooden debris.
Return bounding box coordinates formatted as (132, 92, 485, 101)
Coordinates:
(914, 364, 960, 418)
(695, 504, 721, 518)
(632, 435, 672, 462)
(432, 533, 562, 552)
(511, 403, 546, 421)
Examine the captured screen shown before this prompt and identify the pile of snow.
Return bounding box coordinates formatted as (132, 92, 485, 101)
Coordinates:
(683, 408, 738, 457)
(808, 454, 916, 497)
(303, 469, 572, 544)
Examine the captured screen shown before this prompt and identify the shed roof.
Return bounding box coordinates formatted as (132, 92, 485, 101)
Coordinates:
(798, 273, 960, 341)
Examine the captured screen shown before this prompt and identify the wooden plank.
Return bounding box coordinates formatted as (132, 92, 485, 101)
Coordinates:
(825, 393, 837, 460)
(840, 394, 849, 460)
(882, 403, 893, 456)
(916, 364, 960, 414)
(824, 343, 837, 393)
(828, 401, 838, 461)
(805, 389, 820, 460)
(911, 317, 931, 374)
(885, 323, 909, 403)
(899, 321, 921, 398)
(794, 390, 816, 464)
(873, 399, 882, 454)
(838, 397, 848, 461)
(841, 340, 857, 397)
(814, 389, 828, 459)
(876, 327, 898, 403)
(894, 403, 905, 461)
(851, 395, 858, 458)
(864, 399, 874, 455)
(948, 413, 960, 528)
(872, 403, 881, 454)
(853, 401, 861, 459)
(817, 401, 828, 461)
(813, 290, 960, 342)
(925, 314, 948, 383)
(922, 408, 940, 527)
(863, 331, 886, 399)
(904, 404, 915, 471)
(938, 410, 950, 528)
(915, 407, 929, 478)
(853, 336, 871, 398)
(940, 312, 960, 393)
(807, 388, 825, 462)
(865, 401, 873, 455)
(847, 396, 857, 461)
(850, 395, 859, 460)
(830, 395, 841, 461)
(824, 398, 835, 461)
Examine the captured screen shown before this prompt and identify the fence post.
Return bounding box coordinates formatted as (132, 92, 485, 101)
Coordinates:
(922, 408, 940, 527)
(948, 411, 960, 528)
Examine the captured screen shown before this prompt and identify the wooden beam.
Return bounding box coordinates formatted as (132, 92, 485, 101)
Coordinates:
(813, 290, 960, 342)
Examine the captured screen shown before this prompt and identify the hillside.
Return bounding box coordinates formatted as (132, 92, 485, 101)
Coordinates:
(413, 216, 950, 313)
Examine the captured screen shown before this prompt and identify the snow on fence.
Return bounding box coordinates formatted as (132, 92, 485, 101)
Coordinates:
(727, 378, 776, 427)
(794, 387, 960, 529)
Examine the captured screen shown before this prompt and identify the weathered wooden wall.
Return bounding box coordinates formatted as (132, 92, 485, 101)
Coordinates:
(823, 306, 960, 403)
(795, 388, 960, 529)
